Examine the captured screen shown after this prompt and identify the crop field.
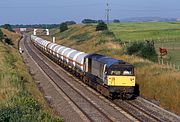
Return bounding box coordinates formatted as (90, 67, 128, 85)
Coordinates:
(109, 22, 180, 41)
(109, 22, 180, 66)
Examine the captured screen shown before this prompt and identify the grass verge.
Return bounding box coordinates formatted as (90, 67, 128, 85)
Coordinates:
(0, 29, 62, 121)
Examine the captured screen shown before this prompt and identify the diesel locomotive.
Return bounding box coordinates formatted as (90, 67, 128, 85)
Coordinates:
(31, 35, 135, 99)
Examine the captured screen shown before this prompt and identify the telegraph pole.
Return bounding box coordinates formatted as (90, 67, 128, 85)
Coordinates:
(106, 0, 110, 24)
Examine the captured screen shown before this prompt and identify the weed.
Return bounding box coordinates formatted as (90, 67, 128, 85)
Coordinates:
(70, 33, 92, 43)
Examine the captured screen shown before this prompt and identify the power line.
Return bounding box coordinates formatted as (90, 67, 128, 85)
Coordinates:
(0, 3, 101, 9)
(106, 1, 111, 24)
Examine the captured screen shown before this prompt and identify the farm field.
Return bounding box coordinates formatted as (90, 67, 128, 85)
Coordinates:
(109, 22, 180, 41)
(109, 22, 180, 66)
(40, 24, 180, 115)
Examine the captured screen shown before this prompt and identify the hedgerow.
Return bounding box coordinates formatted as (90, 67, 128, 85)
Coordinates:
(127, 41, 158, 62)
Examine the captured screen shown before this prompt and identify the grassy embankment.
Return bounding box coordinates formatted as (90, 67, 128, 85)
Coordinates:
(41, 23, 180, 115)
(0, 29, 62, 121)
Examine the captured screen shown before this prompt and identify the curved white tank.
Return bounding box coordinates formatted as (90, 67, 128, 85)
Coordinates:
(56, 46, 66, 58)
(51, 44, 60, 55)
(69, 51, 82, 66)
(31, 35, 88, 71)
(44, 41, 51, 50)
(61, 47, 71, 61)
(56, 46, 68, 60)
(53, 45, 63, 57)
(31, 35, 51, 50)
(63, 48, 77, 63)
(47, 43, 58, 54)
(50, 43, 57, 55)
(76, 53, 88, 71)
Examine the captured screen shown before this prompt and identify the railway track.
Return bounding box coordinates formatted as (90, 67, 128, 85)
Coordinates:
(22, 35, 180, 122)
(23, 35, 115, 122)
(114, 96, 180, 122)
(114, 99, 165, 122)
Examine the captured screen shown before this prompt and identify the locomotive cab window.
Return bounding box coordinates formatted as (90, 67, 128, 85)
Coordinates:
(108, 65, 134, 76)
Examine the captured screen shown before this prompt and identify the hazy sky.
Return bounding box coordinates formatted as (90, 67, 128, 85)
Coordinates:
(0, 0, 180, 24)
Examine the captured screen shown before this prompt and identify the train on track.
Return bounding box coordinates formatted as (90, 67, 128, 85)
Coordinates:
(31, 35, 136, 99)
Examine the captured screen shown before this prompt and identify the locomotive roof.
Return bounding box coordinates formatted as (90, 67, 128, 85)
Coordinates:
(85, 54, 128, 67)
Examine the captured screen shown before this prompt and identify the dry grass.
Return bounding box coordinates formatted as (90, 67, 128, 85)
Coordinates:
(41, 24, 180, 115)
(0, 29, 61, 121)
(1, 28, 21, 48)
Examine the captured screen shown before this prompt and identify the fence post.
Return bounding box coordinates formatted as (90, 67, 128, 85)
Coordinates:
(169, 62, 172, 68)
(124, 42, 126, 47)
(166, 61, 169, 68)
(158, 57, 161, 64)
(173, 64, 176, 70)
(161, 59, 164, 65)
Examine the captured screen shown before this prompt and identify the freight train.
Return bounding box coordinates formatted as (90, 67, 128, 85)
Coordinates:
(31, 35, 136, 99)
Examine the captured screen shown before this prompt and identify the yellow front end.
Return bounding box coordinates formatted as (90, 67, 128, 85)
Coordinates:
(107, 76, 135, 86)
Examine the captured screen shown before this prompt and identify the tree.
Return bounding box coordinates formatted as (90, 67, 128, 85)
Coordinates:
(65, 21, 76, 25)
(82, 19, 97, 24)
(5, 38, 14, 45)
(2, 24, 13, 32)
(96, 22, 108, 31)
(0, 29, 4, 41)
(60, 23, 68, 32)
(97, 20, 104, 23)
(113, 19, 120, 23)
(127, 41, 158, 62)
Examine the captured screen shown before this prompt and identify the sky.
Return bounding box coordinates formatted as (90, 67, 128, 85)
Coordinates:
(0, 0, 180, 24)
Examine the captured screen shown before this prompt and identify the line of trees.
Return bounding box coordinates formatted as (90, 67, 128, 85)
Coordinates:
(0, 19, 121, 30)
(82, 19, 120, 24)
(2, 21, 76, 29)
(1, 24, 14, 32)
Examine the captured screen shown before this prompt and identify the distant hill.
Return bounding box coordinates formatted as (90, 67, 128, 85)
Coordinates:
(120, 17, 178, 22)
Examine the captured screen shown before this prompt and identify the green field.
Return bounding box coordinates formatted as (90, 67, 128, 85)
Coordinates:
(109, 22, 180, 65)
(109, 22, 180, 41)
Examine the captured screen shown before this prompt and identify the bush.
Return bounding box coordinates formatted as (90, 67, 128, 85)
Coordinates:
(5, 38, 14, 45)
(64, 21, 76, 25)
(96, 22, 108, 31)
(70, 33, 91, 42)
(102, 30, 115, 37)
(0, 96, 61, 122)
(82, 19, 97, 24)
(127, 41, 158, 62)
(2, 24, 13, 32)
(0, 29, 4, 41)
(113, 19, 120, 23)
(127, 42, 144, 55)
(60, 22, 68, 32)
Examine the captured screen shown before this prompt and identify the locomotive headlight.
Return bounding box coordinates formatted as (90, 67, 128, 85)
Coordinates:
(130, 78, 135, 81)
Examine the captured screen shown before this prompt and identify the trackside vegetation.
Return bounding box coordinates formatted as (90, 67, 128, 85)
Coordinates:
(127, 41, 158, 62)
(60, 22, 68, 32)
(41, 23, 180, 115)
(96, 22, 108, 31)
(0, 29, 62, 121)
